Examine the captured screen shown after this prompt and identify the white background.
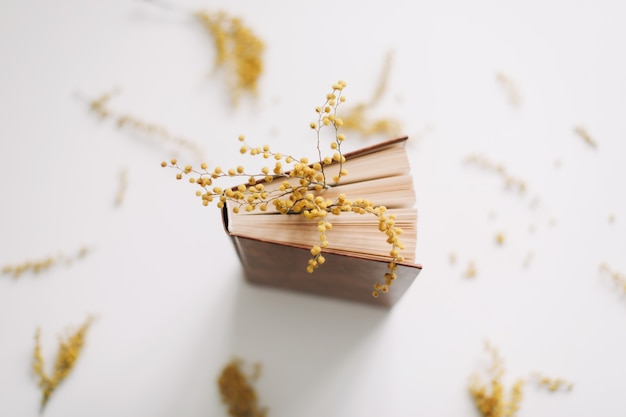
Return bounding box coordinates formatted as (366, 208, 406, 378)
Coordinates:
(1, 0, 626, 416)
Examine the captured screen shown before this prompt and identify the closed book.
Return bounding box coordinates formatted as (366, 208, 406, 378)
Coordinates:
(221, 137, 421, 307)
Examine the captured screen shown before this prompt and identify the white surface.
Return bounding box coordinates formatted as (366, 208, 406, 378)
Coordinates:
(1, 0, 626, 416)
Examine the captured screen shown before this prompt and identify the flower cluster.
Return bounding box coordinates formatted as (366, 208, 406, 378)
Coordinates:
(163, 81, 405, 297)
(469, 341, 576, 416)
(469, 342, 525, 417)
(196, 10, 264, 105)
(32, 316, 94, 410)
(218, 359, 266, 417)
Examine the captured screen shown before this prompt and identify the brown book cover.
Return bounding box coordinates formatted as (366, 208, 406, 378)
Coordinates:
(221, 137, 422, 308)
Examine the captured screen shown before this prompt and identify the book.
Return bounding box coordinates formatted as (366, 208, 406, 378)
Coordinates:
(221, 136, 421, 307)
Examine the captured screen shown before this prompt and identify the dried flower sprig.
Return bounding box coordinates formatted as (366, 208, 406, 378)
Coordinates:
(33, 316, 94, 410)
(218, 359, 267, 417)
(163, 81, 406, 297)
(469, 342, 525, 417)
(599, 262, 626, 292)
(531, 372, 573, 392)
(2, 246, 89, 279)
(341, 51, 402, 137)
(465, 155, 527, 194)
(87, 89, 205, 160)
(449, 252, 457, 265)
(496, 72, 521, 107)
(464, 260, 477, 278)
(522, 250, 534, 268)
(470, 343, 574, 416)
(573, 126, 598, 148)
(139, 1, 263, 105)
(196, 10, 264, 105)
(114, 168, 128, 207)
